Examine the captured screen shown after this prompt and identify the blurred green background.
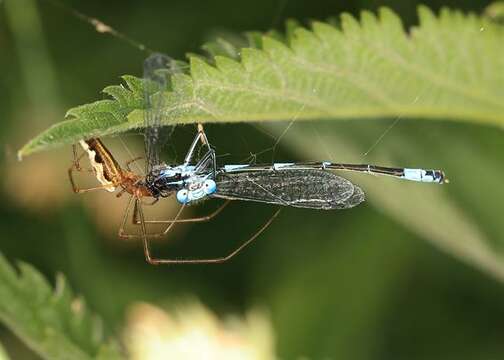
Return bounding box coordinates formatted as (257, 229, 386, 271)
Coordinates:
(1, 0, 503, 359)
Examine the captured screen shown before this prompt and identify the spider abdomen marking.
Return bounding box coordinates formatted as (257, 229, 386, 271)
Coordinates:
(79, 139, 117, 192)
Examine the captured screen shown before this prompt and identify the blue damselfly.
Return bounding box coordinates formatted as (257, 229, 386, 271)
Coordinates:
(69, 53, 446, 265)
(134, 53, 446, 265)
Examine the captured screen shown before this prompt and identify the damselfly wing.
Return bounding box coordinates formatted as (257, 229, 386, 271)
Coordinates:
(143, 53, 184, 176)
(214, 169, 364, 210)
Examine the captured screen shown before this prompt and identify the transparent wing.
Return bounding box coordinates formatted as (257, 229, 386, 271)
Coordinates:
(213, 170, 365, 210)
(143, 53, 182, 173)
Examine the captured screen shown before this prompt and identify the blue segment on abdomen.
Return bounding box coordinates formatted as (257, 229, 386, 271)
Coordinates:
(223, 164, 250, 172)
(403, 168, 439, 182)
(273, 163, 295, 170)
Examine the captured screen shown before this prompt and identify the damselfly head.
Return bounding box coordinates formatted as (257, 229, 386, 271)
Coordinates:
(176, 179, 216, 205)
(176, 189, 190, 204)
(203, 179, 217, 195)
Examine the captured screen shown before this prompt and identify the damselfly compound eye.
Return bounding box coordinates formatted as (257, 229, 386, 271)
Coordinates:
(176, 189, 189, 204)
(203, 179, 217, 195)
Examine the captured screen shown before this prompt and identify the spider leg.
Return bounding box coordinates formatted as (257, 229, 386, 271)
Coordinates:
(131, 200, 231, 228)
(125, 156, 144, 171)
(139, 206, 281, 265)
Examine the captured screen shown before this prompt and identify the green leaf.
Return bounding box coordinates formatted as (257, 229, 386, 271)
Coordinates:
(18, 6, 504, 158)
(0, 253, 122, 360)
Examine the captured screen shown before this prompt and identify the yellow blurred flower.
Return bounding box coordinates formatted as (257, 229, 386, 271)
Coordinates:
(124, 301, 275, 360)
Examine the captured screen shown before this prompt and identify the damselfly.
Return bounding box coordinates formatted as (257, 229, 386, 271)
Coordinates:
(136, 53, 446, 265)
(136, 123, 445, 265)
(70, 53, 447, 265)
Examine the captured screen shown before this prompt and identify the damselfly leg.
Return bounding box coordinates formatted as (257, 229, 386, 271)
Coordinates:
(185, 124, 217, 178)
